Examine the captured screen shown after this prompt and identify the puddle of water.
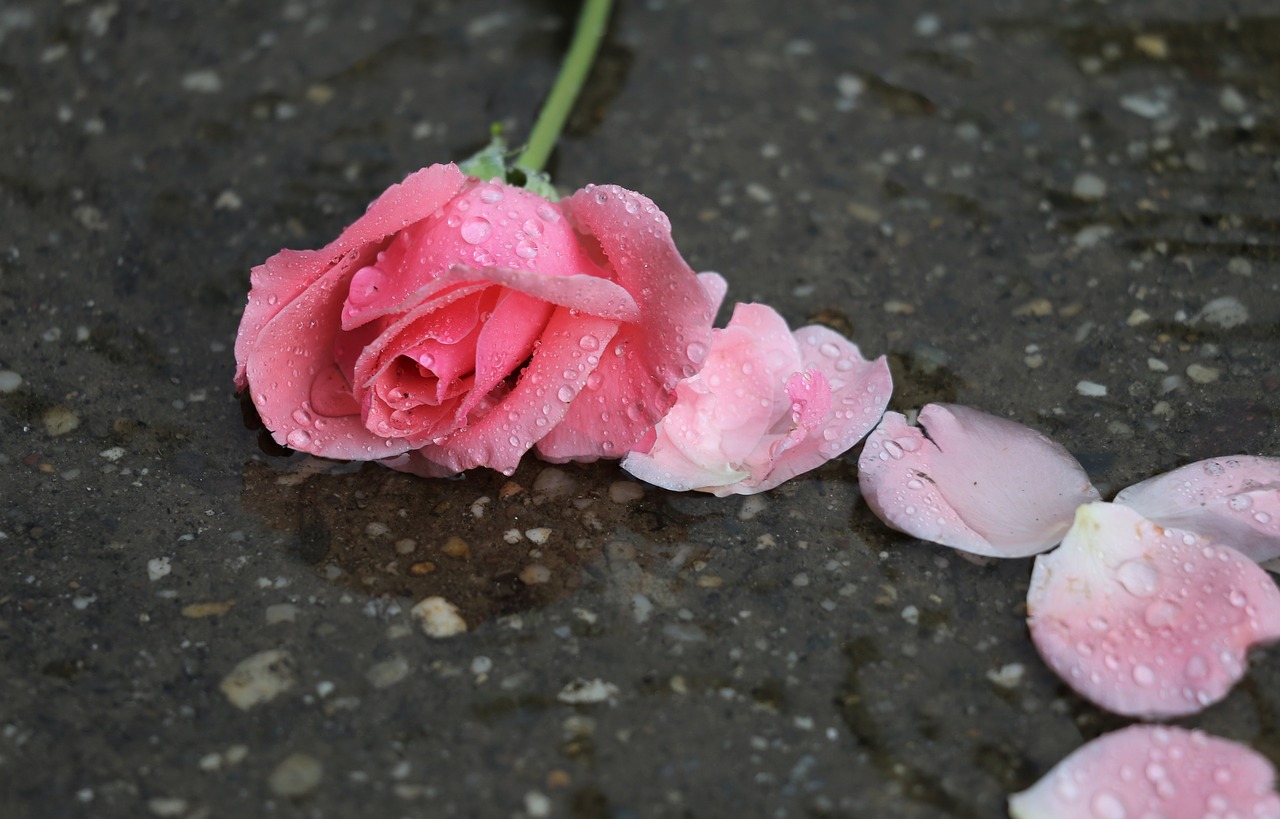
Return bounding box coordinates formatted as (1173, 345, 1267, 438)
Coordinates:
(241, 454, 697, 627)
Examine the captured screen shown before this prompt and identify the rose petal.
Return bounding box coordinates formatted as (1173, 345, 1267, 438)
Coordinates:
(1008, 725, 1280, 819)
(236, 163, 468, 389)
(1027, 501, 1280, 718)
(696, 271, 729, 316)
(535, 185, 717, 462)
(756, 325, 891, 492)
(1115, 456, 1280, 565)
(622, 304, 889, 495)
(338, 178, 608, 330)
(858, 404, 1100, 557)
(620, 314, 781, 492)
(243, 247, 414, 460)
(410, 308, 619, 475)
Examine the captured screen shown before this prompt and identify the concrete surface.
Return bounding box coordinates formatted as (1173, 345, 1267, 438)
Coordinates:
(1, 0, 1278, 817)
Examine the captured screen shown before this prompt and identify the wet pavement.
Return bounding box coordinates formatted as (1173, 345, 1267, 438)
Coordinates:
(2, 0, 1279, 817)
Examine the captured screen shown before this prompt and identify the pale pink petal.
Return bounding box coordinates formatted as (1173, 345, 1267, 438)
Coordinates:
(858, 404, 1100, 557)
(1027, 501, 1280, 718)
(1008, 725, 1280, 819)
(1115, 456, 1280, 565)
(620, 315, 779, 492)
(235, 163, 468, 389)
(535, 185, 717, 462)
(756, 325, 892, 493)
(622, 304, 889, 496)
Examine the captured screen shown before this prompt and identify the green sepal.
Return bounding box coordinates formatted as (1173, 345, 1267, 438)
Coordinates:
(456, 129, 560, 202)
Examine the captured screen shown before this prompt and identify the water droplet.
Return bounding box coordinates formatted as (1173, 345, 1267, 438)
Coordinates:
(1088, 617, 1109, 632)
(522, 218, 543, 237)
(883, 440, 904, 459)
(1185, 654, 1208, 680)
(1116, 559, 1159, 598)
(579, 335, 600, 352)
(473, 248, 494, 266)
(1090, 791, 1126, 819)
(508, 435, 520, 447)
(461, 216, 492, 244)
(1144, 600, 1181, 628)
(1254, 510, 1272, 524)
(623, 198, 639, 214)
(626, 404, 645, 422)
(480, 185, 504, 204)
(1132, 664, 1155, 686)
(686, 342, 708, 363)
(907, 479, 924, 490)
(595, 191, 608, 204)
(446, 214, 461, 228)
(1226, 494, 1252, 511)
(286, 429, 312, 449)
(537, 203, 560, 222)
(1203, 461, 1225, 476)
(556, 385, 575, 403)
(347, 266, 386, 305)
(516, 239, 538, 260)
(291, 409, 313, 426)
(895, 436, 921, 453)
(819, 342, 840, 358)
(1229, 589, 1247, 607)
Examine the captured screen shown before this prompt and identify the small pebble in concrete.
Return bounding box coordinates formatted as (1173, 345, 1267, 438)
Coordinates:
(1076, 381, 1107, 397)
(1071, 172, 1107, 200)
(220, 649, 295, 710)
(268, 753, 323, 797)
(43, 406, 80, 436)
(411, 596, 467, 638)
(1186, 363, 1220, 384)
(608, 481, 645, 503)
(0, 370, 22, 393)
(365, 655, 410, 689)
(557, 678, 618, 704)
(986, 663, 1026, 689)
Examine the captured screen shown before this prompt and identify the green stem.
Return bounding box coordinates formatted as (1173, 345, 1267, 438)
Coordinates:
(516, 0, 614, 174)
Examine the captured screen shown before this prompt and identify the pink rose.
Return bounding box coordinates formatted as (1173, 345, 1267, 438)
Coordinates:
(234, 163, 720, 476)
(620, 303, 892, 495)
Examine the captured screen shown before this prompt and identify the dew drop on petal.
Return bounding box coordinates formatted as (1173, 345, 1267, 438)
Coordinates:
(1226, 494, 1252, 512)
(686, 342, 708, 363)
(480, 185, 504, 204)
(1144, 599, 1181, 628)
(1116, 559, 1159, 598)
(556, 385, 574, 403)
(1090, 791, 1126, 819)
(461, 217, 492, 244)
(516, 239, 538, 260)
(286, 429, 312, 449)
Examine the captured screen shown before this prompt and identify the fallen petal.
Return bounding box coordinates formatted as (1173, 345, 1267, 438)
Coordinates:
(1027, 501, 1280, 718)
(858, 404, 1099, 557)
(1115, 455, 1280, 565)
(1008, 724, 1280, 819)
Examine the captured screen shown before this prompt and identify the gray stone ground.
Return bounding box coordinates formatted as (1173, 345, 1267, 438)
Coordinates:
(2, 1, 1278, 817)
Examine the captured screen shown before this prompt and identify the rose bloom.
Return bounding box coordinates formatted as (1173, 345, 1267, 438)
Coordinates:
(234, 163, 720, 476)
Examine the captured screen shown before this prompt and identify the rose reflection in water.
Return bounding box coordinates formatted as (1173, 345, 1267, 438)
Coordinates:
(240, 456, 697, 627)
